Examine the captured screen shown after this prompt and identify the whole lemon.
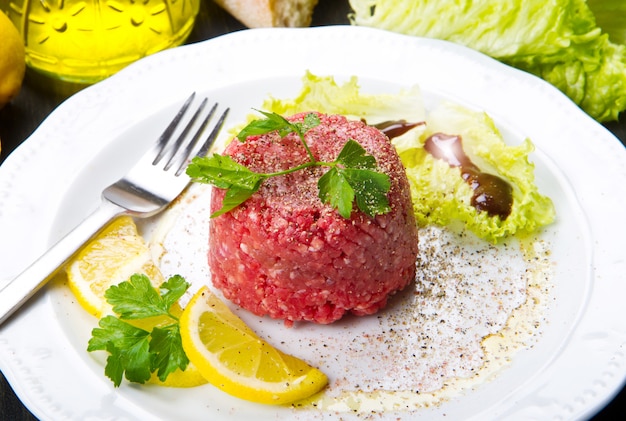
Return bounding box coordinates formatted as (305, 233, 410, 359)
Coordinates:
(0, 10, 25, 109)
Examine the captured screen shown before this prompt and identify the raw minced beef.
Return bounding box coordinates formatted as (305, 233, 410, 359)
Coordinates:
(208, 112, 418, 325)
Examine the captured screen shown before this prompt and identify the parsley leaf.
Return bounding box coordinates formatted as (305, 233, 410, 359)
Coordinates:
(150, 324, 189, 381)
(187, 111, 392, 219)
(105, 274, 167, 319)
(187, 154, 263, 190)
(335, 138, 378, 170)
(88, 274, 191, 387)
(237, 110, 295, 140)
(159, 275, 190, 310)
(88, 315, 153, 386)
(318, 140, 391, 218)
(237, 110, 321, 142)
(186, 154, 264, 217)
(105, 273, 189, 320)
(343, 168, 391, 217)
(318, 168, 354, 219)
(318, 167, 392, 219)
(293, 112, 323, 139)
(212, 185, 259, 217)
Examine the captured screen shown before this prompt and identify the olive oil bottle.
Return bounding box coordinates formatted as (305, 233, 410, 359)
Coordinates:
(0, 0, 199, 83)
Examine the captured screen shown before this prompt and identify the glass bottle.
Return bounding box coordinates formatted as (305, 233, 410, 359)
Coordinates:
(0, 0, 199, 84)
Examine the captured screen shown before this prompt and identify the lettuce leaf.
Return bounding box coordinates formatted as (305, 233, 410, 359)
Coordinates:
(262, 71, 425, 124)
(397, 102, 555, 243)
(349, 0, 626, 122)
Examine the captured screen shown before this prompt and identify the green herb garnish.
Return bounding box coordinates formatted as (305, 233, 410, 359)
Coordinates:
(186, 111, 391, 218)
(87, 274, 190, 387)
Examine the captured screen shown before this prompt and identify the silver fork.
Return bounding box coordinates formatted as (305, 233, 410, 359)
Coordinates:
(0, 93, 229, 325)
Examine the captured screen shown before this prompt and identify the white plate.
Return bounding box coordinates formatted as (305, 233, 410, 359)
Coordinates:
(1, 26, 626, 421)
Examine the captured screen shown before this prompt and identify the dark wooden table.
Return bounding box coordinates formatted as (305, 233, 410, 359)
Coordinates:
(1, 1, 624, 419)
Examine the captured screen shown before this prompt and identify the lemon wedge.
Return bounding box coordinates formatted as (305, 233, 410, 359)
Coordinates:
(180, 286, 328, 404)
(66, 215, 206, 388)
(66, 216, 163, 318)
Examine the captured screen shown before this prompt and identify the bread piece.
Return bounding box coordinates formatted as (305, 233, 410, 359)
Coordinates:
(214, 0, 319, 28)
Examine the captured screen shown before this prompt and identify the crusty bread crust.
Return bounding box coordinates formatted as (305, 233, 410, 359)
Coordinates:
(214, 0, 319, 28)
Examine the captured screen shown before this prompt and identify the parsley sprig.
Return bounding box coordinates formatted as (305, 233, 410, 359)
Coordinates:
(186, 111, 392, 219)
(87, 274, 191, 387)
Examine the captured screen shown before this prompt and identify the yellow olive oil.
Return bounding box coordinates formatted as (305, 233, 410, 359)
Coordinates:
(1, 0, 199, 83)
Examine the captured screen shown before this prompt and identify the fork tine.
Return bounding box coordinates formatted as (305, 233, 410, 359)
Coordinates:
(174, 106, 230, 176)
(165, 101, 217, 172)
(152, 92, 196, 165)
(194, 107, 230, 159)
(159, 97, 209, 168)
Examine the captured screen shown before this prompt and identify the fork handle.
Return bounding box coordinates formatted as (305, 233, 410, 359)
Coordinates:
(0, 200, 124, 326)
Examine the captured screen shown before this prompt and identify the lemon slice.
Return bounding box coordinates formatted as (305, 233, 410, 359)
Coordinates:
(66, 216, 206, 388)
(66, 216, 163, 318)
(180, 286, 328, 404)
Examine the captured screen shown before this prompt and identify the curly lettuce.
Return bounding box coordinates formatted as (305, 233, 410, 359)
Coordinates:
(349, 0, 626, 122)
(396, 102, 555, 243)
(262, 71, 425, 123)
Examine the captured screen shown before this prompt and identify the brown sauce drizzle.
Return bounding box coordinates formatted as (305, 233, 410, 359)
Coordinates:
(371, 121, 512, 219)
(424, 133, 513, 220)
(374, 120, 423, 139)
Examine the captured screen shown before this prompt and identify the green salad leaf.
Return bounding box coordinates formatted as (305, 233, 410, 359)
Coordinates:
(261, 71, 426, 124)
(396, 102, 555, 243)
(349, 0, 626, 122)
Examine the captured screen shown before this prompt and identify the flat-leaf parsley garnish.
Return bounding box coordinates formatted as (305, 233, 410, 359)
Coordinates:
(87, 274, 191, 386)
(186, 111, 391, 218)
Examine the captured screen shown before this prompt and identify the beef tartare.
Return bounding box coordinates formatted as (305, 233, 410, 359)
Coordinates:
(208, 112, 418, 325)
